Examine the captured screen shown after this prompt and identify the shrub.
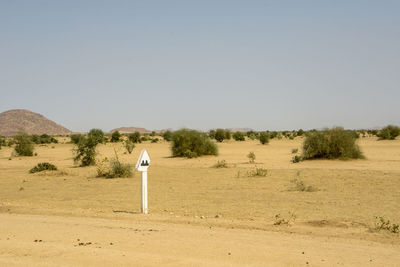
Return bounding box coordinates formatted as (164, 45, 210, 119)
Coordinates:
(292, 155, 303, 163)
(128, 132, 141, 143)
(97, 157, 133, 178)
(213, 160, 228, 168)
(70, 134, 84, 144)
(208, 130, 216, 139)
(73, 129, 104, 167)
(162, 130, 173, 141)
(274, 212, 296, 226)
(31, 134, 58, 144)
(259, 132, 270, 145)
(377, 125, 400, 140)
(289, 179, 318, 192)
(233, 131, 245, 141)
(247, 168, 267, 177)
(247, 151, 256, 163)
(291, 148, 299, 154)
(88, 129, 105, 144)
(302, 127, 364, 160)
(171, 129, 218, 158)
(110, 131, 121, 142)
(29, 162, 57, 173)
(151, 138, 159, 143)
(375, 216, 399, 233)
(297, 129, 305, 136)
(14, 131, 34, 156)
(214, 129, 226, 142)
(124, 140, 135, 154)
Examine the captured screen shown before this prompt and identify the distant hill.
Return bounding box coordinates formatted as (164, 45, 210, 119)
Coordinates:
(0, 109, 72, 136)
(110, 127, 152, 134)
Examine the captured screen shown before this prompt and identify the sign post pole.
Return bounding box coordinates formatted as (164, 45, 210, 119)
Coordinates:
(136, 149, 150, 214)
(141, 170, 148, 214)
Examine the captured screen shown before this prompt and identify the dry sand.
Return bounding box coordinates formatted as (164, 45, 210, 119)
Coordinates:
(0, 137, 399, 265)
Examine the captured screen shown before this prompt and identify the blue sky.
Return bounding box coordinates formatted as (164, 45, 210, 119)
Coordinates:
(1, 1, 399, 132)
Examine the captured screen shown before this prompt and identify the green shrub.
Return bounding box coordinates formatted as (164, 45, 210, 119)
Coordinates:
(110, 131, 121, 142)
(215, 129, 226, 142)
(297, 129, 304, 136)
(162, 130, 173, 141)
(14, 131, 34, 156)
(141, 135, 151, 142)
(73, 129, 104, 167)
(291, 148, 299, 154)
(375, 216, 399, 233)
(70, 134, 84, 144)
(292, 155, 302, 163)
(151, 138, 159, 143)
(171, 129, 218, 158)
(233, 131, 245, 141)
(124, 140, 135, 154)
(29, 162, 57, 173)
(247, 151, 256, 163)
(302, 127, 364, 160)
(247, 168, 268, 177)
(259, 132, 270, 145)
(31, 134, 57, 144)
(208, 130, 216, 139)
(128, 132, 141, 143)
(377, 125, 400, 140)
(97, 157, 133, 178)
(213, 160, 228, 168)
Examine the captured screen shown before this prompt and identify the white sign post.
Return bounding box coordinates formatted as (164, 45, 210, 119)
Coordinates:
(135, 149, 151, 214)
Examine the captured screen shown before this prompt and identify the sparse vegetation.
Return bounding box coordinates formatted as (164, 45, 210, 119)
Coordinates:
(289, 179, 318, 192)
(247, 167, 267, 177)
(291, 148, 298, 154)
(96, 153, 133, 178)
(31, 134, 58, 144)
(247, 151, 256, 163)
(213, 160, 228, 168)
(273, 212, 297, 226)
(374, 216, 399, 234)
(171, 129, 218, 158)
(29, 162, 57, 173)
(302, 127, 364, 160)
(377, 125, 400, 140)
(14, 130, 34, 156)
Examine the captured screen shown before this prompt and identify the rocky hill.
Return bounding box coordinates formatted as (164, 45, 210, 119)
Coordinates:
(0, 109, 72, 136)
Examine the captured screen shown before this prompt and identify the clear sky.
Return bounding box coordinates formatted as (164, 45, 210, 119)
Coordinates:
(1, 1, 399, 132)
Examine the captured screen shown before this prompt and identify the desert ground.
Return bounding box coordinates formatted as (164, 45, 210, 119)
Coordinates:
(1, 137, 400, 266)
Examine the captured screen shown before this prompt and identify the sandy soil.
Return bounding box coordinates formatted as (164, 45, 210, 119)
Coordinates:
(0, 137, 399, 265)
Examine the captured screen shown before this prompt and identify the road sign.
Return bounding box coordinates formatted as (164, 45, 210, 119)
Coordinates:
(136, 149, 150, 214)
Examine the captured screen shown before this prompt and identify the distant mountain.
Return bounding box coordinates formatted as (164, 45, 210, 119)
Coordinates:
(110, 127, 152, 134)
(0, 109, 71, 136)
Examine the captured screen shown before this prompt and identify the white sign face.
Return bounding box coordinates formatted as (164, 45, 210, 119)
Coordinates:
(136, 149, 151, 172)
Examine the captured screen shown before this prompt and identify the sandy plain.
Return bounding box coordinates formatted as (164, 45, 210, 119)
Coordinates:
(0, 137, 399, 266)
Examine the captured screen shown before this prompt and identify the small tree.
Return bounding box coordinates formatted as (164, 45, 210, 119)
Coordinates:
(208, 130, 216, 139)
(110, 131, 121, 142)
(247, 152, 256, 163)
(128, 132, 141, 143)
(73, 129, 104, 166)
(377, 125, 400, 140)
(214, 129, 226, 142)
(225, 130, 232, 140)
(14, 130, 34, 156)
(259, 132, 270, 145)
(171, 129, 218, 158)
(233, 131, 245, 141)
